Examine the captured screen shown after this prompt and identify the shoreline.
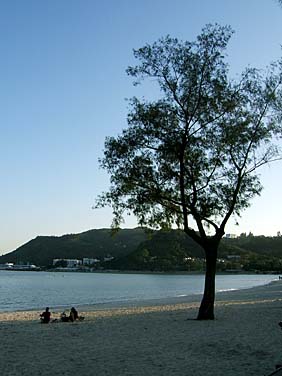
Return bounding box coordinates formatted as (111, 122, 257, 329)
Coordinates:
(1, 267, 280, 275)
(0, 279, 281, 321)
(0, 272, 278, 315)
(1, 280, 282, 375)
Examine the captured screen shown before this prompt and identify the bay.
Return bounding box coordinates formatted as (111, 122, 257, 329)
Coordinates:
(0, 270, 278, 312)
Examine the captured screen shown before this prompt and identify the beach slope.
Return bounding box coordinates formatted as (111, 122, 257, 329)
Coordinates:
(1, 281, 282, 376)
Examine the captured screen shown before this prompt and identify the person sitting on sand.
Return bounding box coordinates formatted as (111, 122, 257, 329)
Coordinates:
(69, 307, 79, 322)
(40, 307, 51, 323)
(60, 307, 84, 322)
(60, 311, 69, 322)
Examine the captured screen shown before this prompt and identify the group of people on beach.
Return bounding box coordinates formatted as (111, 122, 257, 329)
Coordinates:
(40, 306, 84, 323)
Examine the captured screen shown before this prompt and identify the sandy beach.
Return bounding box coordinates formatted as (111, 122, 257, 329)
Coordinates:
(1, 280, 282, 376)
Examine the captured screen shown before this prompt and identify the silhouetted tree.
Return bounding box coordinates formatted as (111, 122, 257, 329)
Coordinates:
(96, 24, 282, 319)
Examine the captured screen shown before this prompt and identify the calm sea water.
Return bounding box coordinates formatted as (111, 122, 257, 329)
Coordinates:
(0, 271, 278, 312)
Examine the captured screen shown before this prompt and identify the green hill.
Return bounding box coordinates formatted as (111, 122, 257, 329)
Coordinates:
(226, 235, 282, 257)
(1, 229, 282, 272)
(109, 229, 205, 271)
(0, 228, 204, 269)
(0, 228, 149, 266)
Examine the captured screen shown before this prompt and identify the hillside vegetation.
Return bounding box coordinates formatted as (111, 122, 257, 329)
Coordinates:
(1, 229, 282, 272)
(0, 228, 148, 266)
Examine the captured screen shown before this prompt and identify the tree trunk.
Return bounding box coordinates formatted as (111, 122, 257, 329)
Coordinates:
(197, 246, 218, 320)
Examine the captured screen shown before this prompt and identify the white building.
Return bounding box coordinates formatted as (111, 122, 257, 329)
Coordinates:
(53, 259, 82, 268)
(104, 256, 114, 262)
(83, 258, 100, 265)
(226, 255, 241, 260)
(224, 233, 237, 239)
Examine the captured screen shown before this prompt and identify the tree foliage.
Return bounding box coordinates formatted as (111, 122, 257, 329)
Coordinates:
(98, 24, 282, 241)
(96, 24, 282, 318)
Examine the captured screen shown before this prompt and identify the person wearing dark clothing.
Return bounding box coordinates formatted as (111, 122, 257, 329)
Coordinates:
(60, 311, 69, 322)
(40, 307, 51, 323)
(60, 307, 84, 322)
(69, 307, 78, 322)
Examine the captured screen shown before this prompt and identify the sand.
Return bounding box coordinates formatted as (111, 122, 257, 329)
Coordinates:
(1, 280, 282, 376)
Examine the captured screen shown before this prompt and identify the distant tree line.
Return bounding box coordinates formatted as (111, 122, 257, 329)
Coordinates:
(1, 229, 282, 274)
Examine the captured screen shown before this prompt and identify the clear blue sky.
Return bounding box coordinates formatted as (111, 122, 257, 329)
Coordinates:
(1, 0, 282, 254)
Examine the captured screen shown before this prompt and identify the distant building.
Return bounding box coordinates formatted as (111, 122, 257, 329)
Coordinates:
(224, 234, 237, 239)
(226, 255, 241, 260)
(53, 259, 82, 268)
(0, 263, 39, 270)
(0, 263, 14, 270)
(13, 264, 39, 270)
(83, 258, 100, 265)
(103, 256, 114, 262)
